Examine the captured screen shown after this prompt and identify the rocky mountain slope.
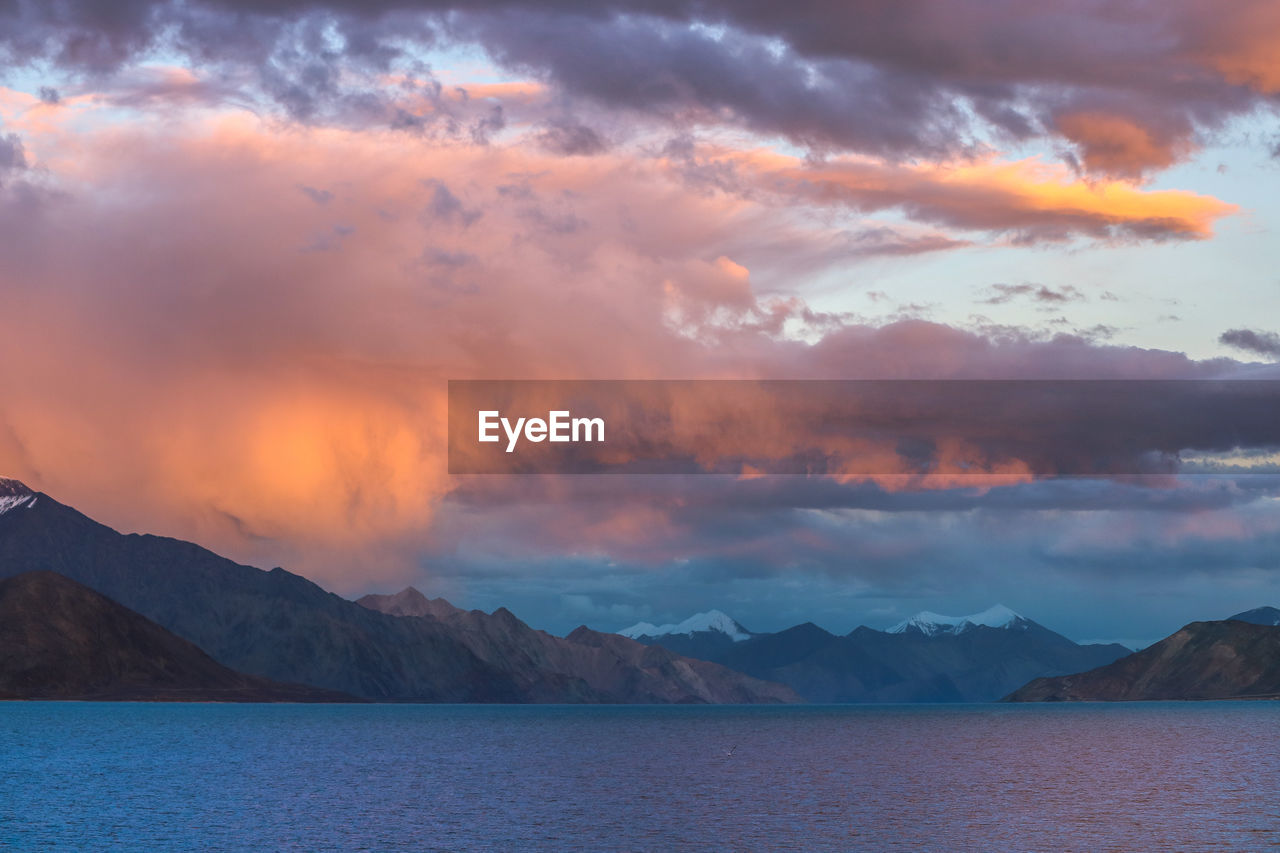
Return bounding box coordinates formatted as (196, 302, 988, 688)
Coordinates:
(1005, 619, 1280, 701)
(0, 571, 350, 701)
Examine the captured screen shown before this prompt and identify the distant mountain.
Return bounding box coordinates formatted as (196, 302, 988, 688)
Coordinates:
(618, 610, 754, 660)
(559, 626, 796, 704)
(0, 480, 795, 703)
(357, 587, 464, 621)
(717, 623, 918, 702)
(621, 610, 752, 641)
(627, 604, 1130, 702)
(887, 604, 1029, 636)
(1229, 606, 1280, 627)
(1005, 620, 1280, 701)
(0, 571, 350, 701)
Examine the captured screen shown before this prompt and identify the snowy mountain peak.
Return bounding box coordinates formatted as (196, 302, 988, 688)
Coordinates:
(887, 604, 1027, 637)
(0, 478, 37, 516)
(0, 477, 34, 497)
(619, 610, 752, 642)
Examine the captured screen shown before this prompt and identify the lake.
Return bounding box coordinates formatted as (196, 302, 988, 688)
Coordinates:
(2, 702, 1277, 850)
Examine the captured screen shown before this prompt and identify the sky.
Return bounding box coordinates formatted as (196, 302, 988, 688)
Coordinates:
(1, 0, 1279, 646)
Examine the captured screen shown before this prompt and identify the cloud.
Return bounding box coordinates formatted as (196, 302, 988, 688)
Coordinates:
(299, 184, 333, 204)
(0, 102, 807, 585)
(980, 283, 1085, 305)
(0, 133, 26, 172)
(1, 20, 1276, 649)
(3, 0, 1279, 174)
(1052, 111, 1193, 179)
(422, 178, 482, 226)
(718, 148, 1236, 243)
(1220, 328, 1280, 359)
(0, 93, 1257, 589)
(537, 118, 607, 156)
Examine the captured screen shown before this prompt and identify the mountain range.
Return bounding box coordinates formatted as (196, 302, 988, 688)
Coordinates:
(621, 605, 1132, 702)
(0, 479, 794, 703)
(3, 476, 1278, 704)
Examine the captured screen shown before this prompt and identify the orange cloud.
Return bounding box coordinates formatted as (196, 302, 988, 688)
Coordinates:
(721, 148, 1236, 241)
(1052, 112, 1192, 178)
(1187, 2, 1280, 93)
(0, 104, 787, 587)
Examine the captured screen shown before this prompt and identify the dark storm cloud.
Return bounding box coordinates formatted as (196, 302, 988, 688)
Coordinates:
(1220, 328, 1280, 359)
(5, 0, 1278, 170)
(460, 11, 972, 159)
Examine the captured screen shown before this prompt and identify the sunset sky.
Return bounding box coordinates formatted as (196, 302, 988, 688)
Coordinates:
(2, 0, 1279, 646)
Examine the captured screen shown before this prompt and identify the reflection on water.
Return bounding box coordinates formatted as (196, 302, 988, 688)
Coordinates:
(2, 702, 1278, 850)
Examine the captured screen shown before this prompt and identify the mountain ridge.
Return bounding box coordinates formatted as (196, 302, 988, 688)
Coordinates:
(619, 610, 753, 642)
(1229, 606, 1280, 627)
(623, 606, 1130, 702)
(887, 604, 1027, 636)
(357, 587, 465, 621)
(0, 570, 352, 702)
(1005, 619, 1280, 701)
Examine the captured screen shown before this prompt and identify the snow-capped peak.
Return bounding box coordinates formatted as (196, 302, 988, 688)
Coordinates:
(619, 610, 751, 641)
(0, 477, 34, 496)
(0, 493, 37, 516)
(0, 478, 37, 515)
(887, 604, 1026, 637)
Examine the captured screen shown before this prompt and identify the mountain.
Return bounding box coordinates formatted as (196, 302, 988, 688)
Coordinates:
(1229, 606, 1280, 627)
(628, 604, 1131, 702)
(621, 610, 752, 641)
(0, 479, 795, 703)
(887, 604, 1028, 636)
(717, 623, 921, 702)
(618, 610, 754, 660)
(0, 571, 350, 701)
(1005, 620, 1280, 701)
(559, 626, 796, 704)
(357, 587, 464, 621)
(841, 613, 1130, 702)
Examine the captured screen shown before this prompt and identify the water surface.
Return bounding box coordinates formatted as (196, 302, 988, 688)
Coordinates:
(2, 702, 1278, 850)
